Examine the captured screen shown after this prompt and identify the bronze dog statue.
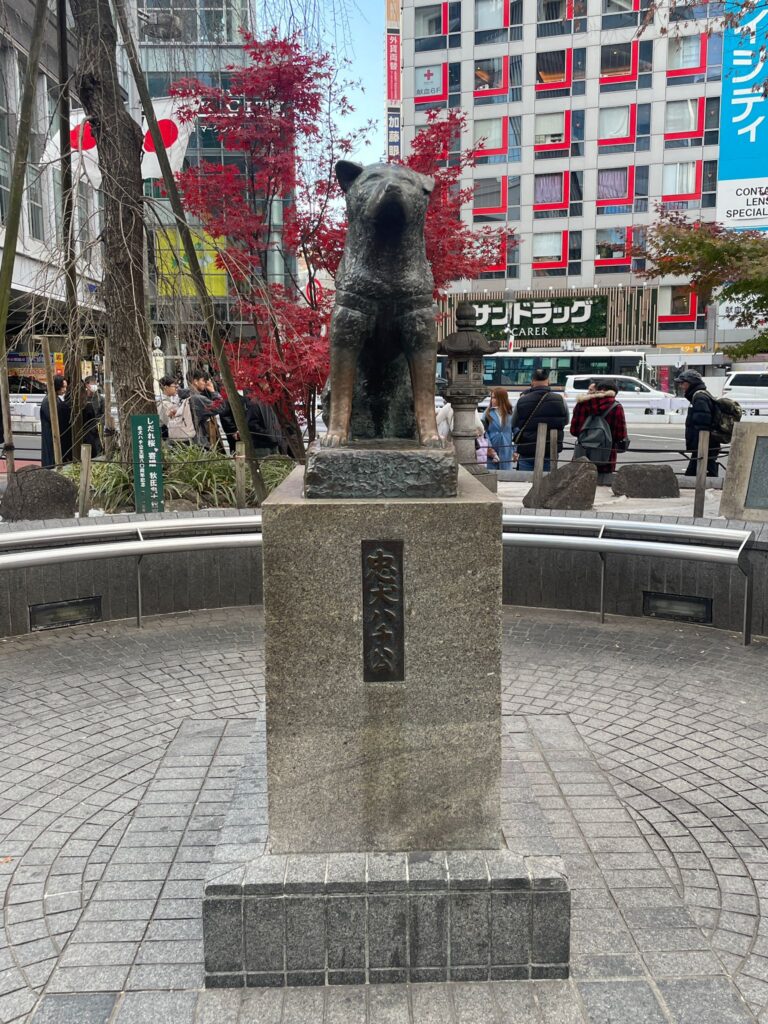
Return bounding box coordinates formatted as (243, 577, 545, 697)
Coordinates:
(321, 161, 441, 449)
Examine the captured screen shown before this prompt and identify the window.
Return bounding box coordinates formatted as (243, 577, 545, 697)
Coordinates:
(601, 42, 633, 77)
(0, 64, 10, 222)
(597, 167, 629, 201)
(532, 231, 564, 261)
(509, 116, 522, 161)
(535, 111, 566, 145)
(668, 34, 702, 70)
(415, 63, 446, 101)
(596, 227, 628, 260)
(538, 0, 569, 20)
(665, 98, 700, 134)
(508, 175, 521, 219)
(599, 105, 630, 140)
(415, 4, 443, 36)
(474, 177, 503, 209)
(702, 159, 717, 207)
(475, 56, 505, 92)
(509, 55, 522, 101)
(474, 117, 504, 152)
(536, 49, 568, 86)
(26, 134, 46, 241)
(670, 285, 694, 315)
(534, 172, 564, 205)
(705, 96, 719, 144)
(662, 161, 699, 196)
(476, 0, 505, 28)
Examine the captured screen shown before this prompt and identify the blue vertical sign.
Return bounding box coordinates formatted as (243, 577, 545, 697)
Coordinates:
(717, 5, 768, 229)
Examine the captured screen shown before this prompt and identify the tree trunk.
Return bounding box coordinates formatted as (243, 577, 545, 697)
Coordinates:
(69, 0, 156, 459)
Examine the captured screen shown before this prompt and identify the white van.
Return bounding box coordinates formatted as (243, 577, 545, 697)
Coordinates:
(722, 370, 768, 401)
(564, 375, 686, 418)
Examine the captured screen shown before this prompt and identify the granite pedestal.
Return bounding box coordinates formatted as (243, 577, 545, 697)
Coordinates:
(720, 420, 768, 521)
(304, 439, 458, 498)
(203, 465, 571, 987)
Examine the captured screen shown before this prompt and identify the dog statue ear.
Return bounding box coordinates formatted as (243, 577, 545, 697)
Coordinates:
(420, 172, 435, 195)
(336, 161, 364, 193)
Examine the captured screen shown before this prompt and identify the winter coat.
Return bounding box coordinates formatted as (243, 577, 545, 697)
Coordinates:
(511, 386, 569, 459)
(484, 407, 515, 470)
(569, 389, 628, 474)
(80, 391, 104, 457)
(40, 393, 72, 468)
(187, 388, 221, 448)
(684, 380, 719, 454)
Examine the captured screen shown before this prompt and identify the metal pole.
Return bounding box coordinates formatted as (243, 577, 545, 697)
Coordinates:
(0, 0, 51, 477)
(531, 421, 548, 499)
(41, 336, 63, 468)
(78, 443, 92, 517)
(136, 554, 143, 628)
(743, 566, 753, 646)
(599, 552, 606, 624)
(693, 429, 709, 519)
(549, 428, 559, 471)
(235, 440, 246, 508)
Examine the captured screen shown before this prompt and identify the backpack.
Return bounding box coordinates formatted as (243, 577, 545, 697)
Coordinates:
(704, 392, 742, 444)
(167, 398, 197, 441)
(574, 402, 616, 464)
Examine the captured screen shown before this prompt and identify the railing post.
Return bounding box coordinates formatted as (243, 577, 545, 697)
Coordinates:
(549, 428, 559, 471)
(532, 421, 548, 497)
(78, 444, 92, 518)
(743, 566, 753, 646)
(694, 429, 709, 519)
(235, 441, 246, 509)
(136, 554, 143, 629)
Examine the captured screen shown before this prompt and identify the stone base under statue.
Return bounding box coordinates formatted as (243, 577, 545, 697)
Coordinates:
(304, 439, 458, 499)
(203, 844, 569, 987)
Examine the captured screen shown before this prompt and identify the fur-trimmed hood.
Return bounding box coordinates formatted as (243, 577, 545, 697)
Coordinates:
(576, 389, 616, 403)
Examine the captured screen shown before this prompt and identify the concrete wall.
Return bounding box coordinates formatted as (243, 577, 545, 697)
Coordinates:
(0, 508, 766, 640)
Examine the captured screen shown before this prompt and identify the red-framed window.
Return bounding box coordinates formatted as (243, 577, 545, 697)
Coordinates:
(533, 170, 570, 210)
(595, 226, 633, 266)
(600, 40, 639, 83)
(414, 62, 448, 103)
(662, 160, 703, 201)
(474, 176, 509, 215)
(667, 33, 708, 78)
(534, 110, 571, 151)
(482, 233, 508, 273)
(531, 230, 569, 268)
(659, 287, 697, 322)
(664, 97, 705, 140)
(473, 116, 509, 157)
(474, 55, 510, 97)
(597, 104, 638, 146)
(596, 166, 636, 206)
(535, 49, 574, 91)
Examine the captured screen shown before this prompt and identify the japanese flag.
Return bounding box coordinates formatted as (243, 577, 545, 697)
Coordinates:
(43, 97, 194, 187)
(42, 108, 103, 188)
(140, 96, 195, 180)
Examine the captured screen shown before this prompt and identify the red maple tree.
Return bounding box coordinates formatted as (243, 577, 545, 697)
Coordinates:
(174, 33, 507, 454)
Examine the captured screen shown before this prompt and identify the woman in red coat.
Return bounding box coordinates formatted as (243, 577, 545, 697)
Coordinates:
(569, 380, 628, 479)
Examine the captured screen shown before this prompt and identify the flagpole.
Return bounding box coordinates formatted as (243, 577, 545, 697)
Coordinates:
(0, 0, 51, 477)
(113, 0, 268, 503)
(57, 0, 83, 456)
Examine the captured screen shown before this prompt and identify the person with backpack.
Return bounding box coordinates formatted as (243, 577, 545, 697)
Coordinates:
(569, 379, 628, 481)
(674, 369, 741, 477)
(510, 368, 569, 472)
(158, 375, 196, 444)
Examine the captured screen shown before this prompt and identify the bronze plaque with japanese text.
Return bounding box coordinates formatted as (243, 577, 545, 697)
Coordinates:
(361, 540, 405, 682)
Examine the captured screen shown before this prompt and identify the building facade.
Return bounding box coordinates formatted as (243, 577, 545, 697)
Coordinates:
(396, 0, 754, 365)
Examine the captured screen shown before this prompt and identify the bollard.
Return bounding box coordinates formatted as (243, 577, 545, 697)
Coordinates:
(549, 428, 559, 471)
(532, 421, 548, 498)
(235, 441, 246, 508)
(78, 444, 92, 518)
(693, 430, 709, 519)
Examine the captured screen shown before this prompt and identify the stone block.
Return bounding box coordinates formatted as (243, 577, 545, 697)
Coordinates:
(721, 421, 768, 521)
(522, 458, 597, 511)
(612, 464, 680, 499)
(262, 467, 502, 854)
(304, 440, 458, 499)
(0, 466, 77, 522)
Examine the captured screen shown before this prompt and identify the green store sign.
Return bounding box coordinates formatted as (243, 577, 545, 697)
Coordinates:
(473, 296, 608, 342)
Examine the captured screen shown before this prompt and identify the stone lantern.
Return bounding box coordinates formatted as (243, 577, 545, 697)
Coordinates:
(439, 301, 500, 490)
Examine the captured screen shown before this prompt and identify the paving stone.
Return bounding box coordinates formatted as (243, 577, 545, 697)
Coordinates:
(30, 993, 117, 1024)
(657, 977, 756, 1023)
(114, 990, 198, 1023)
(578, 980, 667, 1024)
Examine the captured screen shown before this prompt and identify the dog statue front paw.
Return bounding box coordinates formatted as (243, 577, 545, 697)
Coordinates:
(320, 431, 348, 448)
(420, 433, 444, 449)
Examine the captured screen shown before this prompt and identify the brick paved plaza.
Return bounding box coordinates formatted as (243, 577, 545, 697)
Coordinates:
(1, 606, 767, 1022)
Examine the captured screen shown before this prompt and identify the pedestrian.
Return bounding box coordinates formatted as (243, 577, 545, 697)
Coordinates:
(511, 368, 569, 472)
(79, 375, 104, 457)
(483, 387, 515, 470)
(569, 379, 628, 482)
(40, 375, 72, 468)
(674, 370, 720, 477)
(245, 395, 287, 455)
(475, 423, 489, 465)
(436, 399, 453, 440)
(187, 370, 221, 448)
(158, 375, 196, 444)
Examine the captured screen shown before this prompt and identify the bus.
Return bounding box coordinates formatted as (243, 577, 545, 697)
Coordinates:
(436, 348, 650, 392)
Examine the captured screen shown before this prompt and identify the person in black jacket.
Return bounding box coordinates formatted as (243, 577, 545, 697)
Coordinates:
(674, 369, 720, 477)
(510, 368, 569, 471)
(79, 376, 104, 457)
(40, 375, 72, 468)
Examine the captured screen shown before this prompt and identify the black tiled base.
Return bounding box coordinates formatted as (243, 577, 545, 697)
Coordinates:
(203, 848, 570, 987)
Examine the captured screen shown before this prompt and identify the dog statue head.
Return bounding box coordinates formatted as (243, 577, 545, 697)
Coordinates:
(336, 161, 434, 240)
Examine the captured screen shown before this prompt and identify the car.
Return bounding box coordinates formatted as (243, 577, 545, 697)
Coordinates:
(722, 370, 768, 401)
(564, 375, 686, 416)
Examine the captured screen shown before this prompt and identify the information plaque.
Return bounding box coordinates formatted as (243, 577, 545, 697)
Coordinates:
(131, 414, 165, 513)
(745, 436, 768, 510)
(361, 539, 405, 682)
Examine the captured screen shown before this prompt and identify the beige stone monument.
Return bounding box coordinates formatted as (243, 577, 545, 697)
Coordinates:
(720, 421, 768, 522)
